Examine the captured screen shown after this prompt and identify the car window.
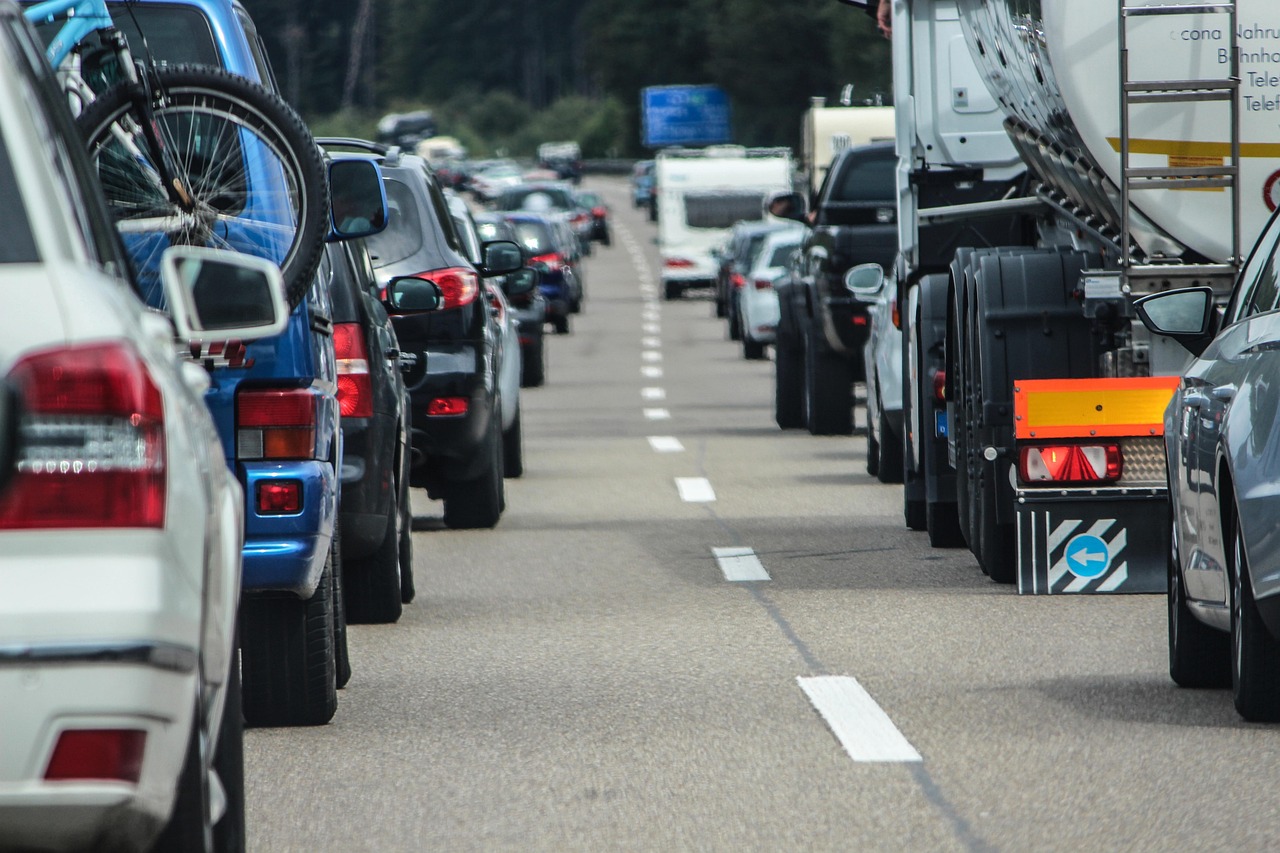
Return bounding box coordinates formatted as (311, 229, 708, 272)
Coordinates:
(102, 4, 221, 68)
(452, 209, 482, 264)
(685, 192, 765, 229)
(423, 168, 466, 254)
(1229, 212, 1280, 322)
(365, 178, 424, 267)
(0, 132, 37, 264)
(766, 243, 798, 268)
(510, 221, 553, 255)
(741, 234, 769, 267)
(831, 153, 896, 202)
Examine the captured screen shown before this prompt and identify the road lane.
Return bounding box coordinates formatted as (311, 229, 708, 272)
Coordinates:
(245, 178, 1280, 852)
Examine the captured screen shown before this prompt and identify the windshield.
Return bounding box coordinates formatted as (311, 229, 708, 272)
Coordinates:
(831, 154, 896, 202)
(500, 187, 575, 211)
(685, 191, 765, 229)
(365, 179, 423, 267)
(510, 221, 554, 255)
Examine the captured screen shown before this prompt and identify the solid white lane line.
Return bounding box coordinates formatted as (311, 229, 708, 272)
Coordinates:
(676, 477, 716, 502)
(797, 676, 922, 763)
(644, 408, 672, 420)
(642, 350, 663, 363)
(641, 366, 664, 378)
(647, 436, 685, 453)
(642, 387, 666, 400)
(712, 547, 770, 582)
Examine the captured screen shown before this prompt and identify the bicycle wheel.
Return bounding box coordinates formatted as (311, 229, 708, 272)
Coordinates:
(77, 65, 327, 308)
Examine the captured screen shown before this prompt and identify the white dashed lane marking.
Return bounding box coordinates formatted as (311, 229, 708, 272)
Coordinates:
(712, 547, 770, 582)
(675, 477, 716, 503)
(797, 676, 922, 764)
(641, 387, 666, 401)
(642, 336, 662, 348)
(642, 350, 662, 363)
(647, 436, 685, 453)
(641, 366, 663, 379)
(643, 408, 672, 421)
(643, 323, 661, 334)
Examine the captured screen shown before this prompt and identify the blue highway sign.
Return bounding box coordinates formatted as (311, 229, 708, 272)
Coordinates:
(642, 85, 732, 147)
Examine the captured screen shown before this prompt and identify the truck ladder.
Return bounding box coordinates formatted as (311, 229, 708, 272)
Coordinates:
(1118, 1, 1241, 283)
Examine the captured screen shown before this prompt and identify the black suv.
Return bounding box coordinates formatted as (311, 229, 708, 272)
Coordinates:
(318, 139, 521, 529)
(327, 239, 414, 622)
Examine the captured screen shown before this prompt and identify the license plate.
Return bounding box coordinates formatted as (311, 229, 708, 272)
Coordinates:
(934, 410, 948, 438)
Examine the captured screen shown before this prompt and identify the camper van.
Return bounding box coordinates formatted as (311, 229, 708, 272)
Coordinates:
(801, 99, 895, 195)
(656, 146, 793, 300)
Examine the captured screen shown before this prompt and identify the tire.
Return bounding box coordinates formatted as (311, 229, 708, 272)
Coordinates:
(343, 493, 404, 624)
(503, 408, 524, 479)
(875, 396, 904, 484)
(865, 417, 880, 477)
(153, 698, 213, 852)
(552, 315, 570, 335)
(904, 495, 927, 531)
(804, 326, 853, 436)
(742, 335, 766, 360)
(330, 529, 352, 688)
(521, 338, 545, 387)
(774, 337, 805, 430)
(443, 415, 504, 530)
(976, 461, 1016, 584)
(1169, 514, 1229, 688)
(212, 645, 245, 853)
(399, 482, 416, 605)
(241, 558, 337, 727)
(926, 502, 965, 547)
(77, 66, 327, 309)
(663, 280, 682, 300)
(715, 296, 727, 319)
(1230, 506, 1280, 720)
(729, 301, 742, 341)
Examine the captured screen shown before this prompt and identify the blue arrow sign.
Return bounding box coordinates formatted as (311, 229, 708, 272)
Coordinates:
(1065, 533, 1111, 579)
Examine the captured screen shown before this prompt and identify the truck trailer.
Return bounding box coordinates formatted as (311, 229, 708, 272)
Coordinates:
(840, 0, 1279, 593)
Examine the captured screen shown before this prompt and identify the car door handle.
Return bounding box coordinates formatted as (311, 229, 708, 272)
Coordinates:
(385, 348, 400, 361)
(1212, 384, 1237, 402)
(1184, 392, 1210, 409)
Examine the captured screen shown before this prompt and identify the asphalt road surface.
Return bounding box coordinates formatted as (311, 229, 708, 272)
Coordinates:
(245, 179, 1280, 852)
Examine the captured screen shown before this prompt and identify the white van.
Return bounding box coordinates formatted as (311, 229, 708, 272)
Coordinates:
(655, 146, 793, 300)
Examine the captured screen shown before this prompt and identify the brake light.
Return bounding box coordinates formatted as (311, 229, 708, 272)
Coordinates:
(237, 389, 317, 460)
(730, 273, 746, 290)
(591, 206, 607, 218)
(402, 267, 478, 310)
(852, 315, 869, 326)
(664, 258, 694, 269)
(1019, 444, 1122, 485)
(891, 298, 900, 329)
(754, 278, 773, 291)
(932, 370, 947, 401)
(45, 729, 146, 783)
(427, 397, 469, 417)
(532, 252, 564, 273)
(0, 343, 165, 530)
(333, 322, 373, 418)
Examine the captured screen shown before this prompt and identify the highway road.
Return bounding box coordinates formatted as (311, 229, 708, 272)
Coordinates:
(244, 180, 1280, 852)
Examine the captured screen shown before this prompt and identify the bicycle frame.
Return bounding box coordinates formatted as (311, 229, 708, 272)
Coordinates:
(22, 0, 115, 70)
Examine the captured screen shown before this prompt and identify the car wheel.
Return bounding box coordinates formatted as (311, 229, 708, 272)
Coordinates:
(742, 333, 766, 360)
(804, 326, 853, 436)
(865, 406, 880, 478)
(153, 695, 213, 851)
(521, 338, 546, 388)
(330, 527, 352, 686)
(443, 415, 504, 530)
(553, 315, 570, 335)
(1230, 505, 1280, 720)
(876, 395, 904, 484)
(343, 491, 404, 624)
(399, 479, 415, 605)
(1168, 511, 1229, 687)
(715, 295, 727, 319)
(774, 335, 805, 430)
(663, 280, 682, 300)
(241, 555, 337, 727)
(926, 501, 965, 547)
(503, 407, 524, 479)
(212, 644, 245, 852)
(976, 461, 1016, 584)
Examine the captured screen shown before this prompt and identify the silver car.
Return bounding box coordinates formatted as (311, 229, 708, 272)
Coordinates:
(1137, 210, 1280, 722)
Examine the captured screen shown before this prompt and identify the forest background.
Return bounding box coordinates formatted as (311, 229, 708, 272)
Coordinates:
(242, 0, 891, 159)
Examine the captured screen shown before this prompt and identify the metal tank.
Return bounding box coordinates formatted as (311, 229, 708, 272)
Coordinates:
(956, 0, 1280, 264)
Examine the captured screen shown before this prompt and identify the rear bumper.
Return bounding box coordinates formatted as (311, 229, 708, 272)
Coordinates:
(241, 460, 336, 597)
(339, 414, 397, 558)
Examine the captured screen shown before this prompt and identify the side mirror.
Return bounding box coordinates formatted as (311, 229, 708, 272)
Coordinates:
(385, 276, 443, 313)
(502, 267, 539, 298)
(1135, 287, 1216, 356)
(844, 263, 886, 303)
(480, 240, 524, 277)
(327, 158, 388, 241)
(0, 380, 18, 494)
(766, 190, 808, 223)
(161, 246, 289, 343)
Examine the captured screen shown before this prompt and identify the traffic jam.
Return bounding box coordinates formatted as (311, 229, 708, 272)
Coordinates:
(4, 0, 1280, 850)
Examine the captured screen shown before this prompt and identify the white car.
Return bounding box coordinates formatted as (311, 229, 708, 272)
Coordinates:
(847, 264, 905, 484)
(0, 10, 287, 849)
(735, 228, 804, 360)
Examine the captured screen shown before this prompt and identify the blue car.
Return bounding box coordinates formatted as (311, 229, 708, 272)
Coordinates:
(504, 211, 582, 335)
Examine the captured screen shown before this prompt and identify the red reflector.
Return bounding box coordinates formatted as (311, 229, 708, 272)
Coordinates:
(518, 336, 534, 345)
(664, 258, 694, 268)
(1019, 444, 1123, 485)
(932, 370, 947, 402)
(891, 299, 900, 329)
(730, 273, 746, 289)
(852, 316, 869, 326)
(0, 342, 166, 530)
(753, 278, 773, 290)
(427, 397, 469, 417)
(257, 480, 302, 514)
(45, 730, 146, 783)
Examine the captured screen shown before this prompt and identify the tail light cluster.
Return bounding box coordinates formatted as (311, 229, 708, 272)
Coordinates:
(399, 267, 478, 310)
(753, 278, 773, 291)
(730, 273, 746, 290)
(664, 258, 694, 269)
(0, 343, 166, 530)
(333, 322, 373, 418)
(531, 252, 564, 273)
(591, 206, 607, 218)
(237, 389, 317, 460)
(1019, 443, 1122, 486)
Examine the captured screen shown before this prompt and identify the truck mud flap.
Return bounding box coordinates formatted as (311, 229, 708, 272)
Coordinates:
(1016, 493, 1166, 594)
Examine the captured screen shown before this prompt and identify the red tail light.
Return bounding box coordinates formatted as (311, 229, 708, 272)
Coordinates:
(932, 370, 947, 401)
(403, 267, 478, 309)
(591, 206, 607, 218)
(427, 397, 469, 417)
(45, 729, 146, 783)
(664, 258, 694, 269)
(852, 315, 869, 326)
(257, 479, 302, 514)
(754, 278, 773, 290)
(1019, 444, 1122, 486)
(730, 273, 746, 290)
(237, 389, 317, 460)
(333, 322, 373, 418)
(0, 343, 165, 530)
(531, 252, 564, 273)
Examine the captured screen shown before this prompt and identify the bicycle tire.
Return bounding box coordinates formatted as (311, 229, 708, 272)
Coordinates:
(77, 65, 327, 309)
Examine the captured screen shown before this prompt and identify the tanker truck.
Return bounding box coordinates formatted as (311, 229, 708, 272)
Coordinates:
(829, 0, 1279, 593)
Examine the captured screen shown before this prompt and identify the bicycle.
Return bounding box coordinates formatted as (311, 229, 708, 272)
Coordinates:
(22, 0, 328, 307)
